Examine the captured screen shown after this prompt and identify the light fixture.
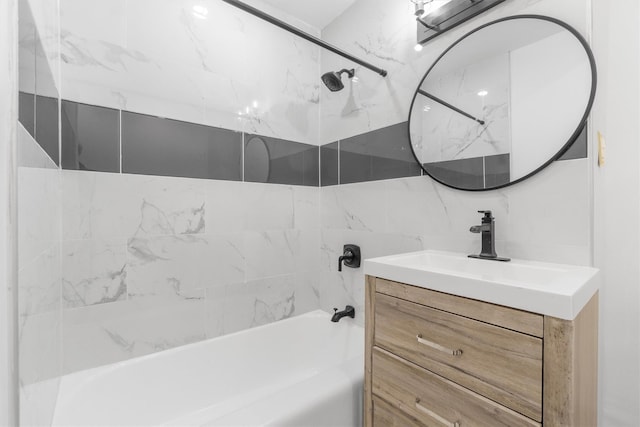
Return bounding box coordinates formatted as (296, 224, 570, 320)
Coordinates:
(423, 105, 431, 112)
(411, 0, 450, 18)
(414, 44, 423, 52)
(413, 0, 425, 17)
(423, 0, 450, 15)
(477, 90, 488, 97)
(192, 5, 209, 19)
(412, 0, 506, 44)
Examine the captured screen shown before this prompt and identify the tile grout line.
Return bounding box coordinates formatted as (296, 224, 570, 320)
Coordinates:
(241, 131, 245, 182)
(119, 109, 123, 174)
(337, 139, 341, 186)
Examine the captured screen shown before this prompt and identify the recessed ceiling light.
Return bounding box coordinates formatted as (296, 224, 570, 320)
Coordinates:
(477, 90, 488, 97)
(414, 44, 423, 52)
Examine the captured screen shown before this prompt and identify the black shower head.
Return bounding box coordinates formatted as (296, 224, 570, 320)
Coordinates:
(321, 68, 355, 92)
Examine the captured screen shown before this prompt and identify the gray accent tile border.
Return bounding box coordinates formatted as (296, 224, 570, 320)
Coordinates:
(484, 153, 510, 188)
(19, 91, 35, 138)
(425, 157, 485, 190)
(58, 99, 319, 187)
(245, 134, 319, 186)
(35, 95, 59, 166)
(62, 101, 120, 173)
(321, 142, 339, 187)
(558, 125, 588, 161)
(122, 111, 243, 181)
(339, 122, 422, 185)
(25, 93, 590, 189)
(321, 121, 588, 187)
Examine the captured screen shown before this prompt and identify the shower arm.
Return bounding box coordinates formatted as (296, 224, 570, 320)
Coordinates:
(219, 0, 388, 77)
(418, 89, 485, 125)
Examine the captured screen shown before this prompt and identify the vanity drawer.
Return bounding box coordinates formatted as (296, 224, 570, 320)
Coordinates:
(374, 293, 542, 421)
(372, 348, 540, 427)
(373, 396, 425, 427)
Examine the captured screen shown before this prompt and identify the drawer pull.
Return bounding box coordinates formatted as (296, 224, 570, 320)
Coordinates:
(415, 398, 461, 427)
(416, 334, 463, 356)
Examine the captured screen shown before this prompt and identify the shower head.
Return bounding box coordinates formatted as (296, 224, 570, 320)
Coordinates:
(321, 68, 355, 92)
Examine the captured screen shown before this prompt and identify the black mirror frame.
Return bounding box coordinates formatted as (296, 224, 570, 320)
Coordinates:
(408, 14, 598, 192)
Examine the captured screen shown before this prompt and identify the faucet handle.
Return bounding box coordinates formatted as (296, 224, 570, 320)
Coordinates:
(477, 210, 493, 222)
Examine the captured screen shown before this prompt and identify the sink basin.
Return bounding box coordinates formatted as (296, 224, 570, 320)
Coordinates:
(364, 250, 600, 320)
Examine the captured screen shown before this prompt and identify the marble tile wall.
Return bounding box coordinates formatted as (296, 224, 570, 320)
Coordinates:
(61, 171, 320, 373)
(52, 0, 325, 374)
(58, 0, 321, 146)
(17, 0, 63, 424)
(318, 0, 593, 325)
(417, 53, 511, 163)
(17, 125, 62, 425)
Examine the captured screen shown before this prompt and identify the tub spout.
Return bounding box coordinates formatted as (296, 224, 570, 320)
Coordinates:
(331, 305, 355, 322)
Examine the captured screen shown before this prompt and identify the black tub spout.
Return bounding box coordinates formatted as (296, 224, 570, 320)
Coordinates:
(331, 305, 355, 322)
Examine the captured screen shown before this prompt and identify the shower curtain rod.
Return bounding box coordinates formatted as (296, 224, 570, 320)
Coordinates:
(220, 0, 388, 77)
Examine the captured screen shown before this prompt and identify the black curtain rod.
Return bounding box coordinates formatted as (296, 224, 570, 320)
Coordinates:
(418, 89, 485, 125)
(220, 0, 388, 77)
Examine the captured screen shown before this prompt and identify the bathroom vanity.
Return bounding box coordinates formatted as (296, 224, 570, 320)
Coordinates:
(363, 250, 600, 426)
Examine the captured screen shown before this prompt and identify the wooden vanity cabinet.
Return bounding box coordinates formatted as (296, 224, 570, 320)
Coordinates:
(364, 276, 598, 427)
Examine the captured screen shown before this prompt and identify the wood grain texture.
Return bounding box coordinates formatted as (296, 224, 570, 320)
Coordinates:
(373, 396, 426, 427)
(372, 348, 541, 427)
(375, 278, 543, 338)
(374, 292, 543, 421)
(364, 275, 376, 427)
(543, 292, 599, 426)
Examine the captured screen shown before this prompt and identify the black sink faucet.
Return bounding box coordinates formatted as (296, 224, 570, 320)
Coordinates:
(468, 210, 510, 262)
(331, 305, 355, 322)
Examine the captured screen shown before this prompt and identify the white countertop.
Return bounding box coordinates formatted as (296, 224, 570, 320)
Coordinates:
(364, 250, 600, 320)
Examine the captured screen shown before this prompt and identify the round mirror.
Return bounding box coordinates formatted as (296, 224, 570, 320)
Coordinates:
(408, 15, 597, 191)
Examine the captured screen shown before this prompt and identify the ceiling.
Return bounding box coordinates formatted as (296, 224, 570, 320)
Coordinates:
(256, 0, 357, 30)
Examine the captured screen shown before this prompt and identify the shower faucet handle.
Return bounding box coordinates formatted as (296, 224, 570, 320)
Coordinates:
(338, 244, 361, 272)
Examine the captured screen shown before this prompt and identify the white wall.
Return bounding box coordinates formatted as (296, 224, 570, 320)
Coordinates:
(511, 29, 592, 180)
(591, 0, 640, 425)
(0, 0, 19, 423)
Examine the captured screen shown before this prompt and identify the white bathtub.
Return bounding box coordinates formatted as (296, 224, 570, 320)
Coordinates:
(51, 310, 364, 426)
